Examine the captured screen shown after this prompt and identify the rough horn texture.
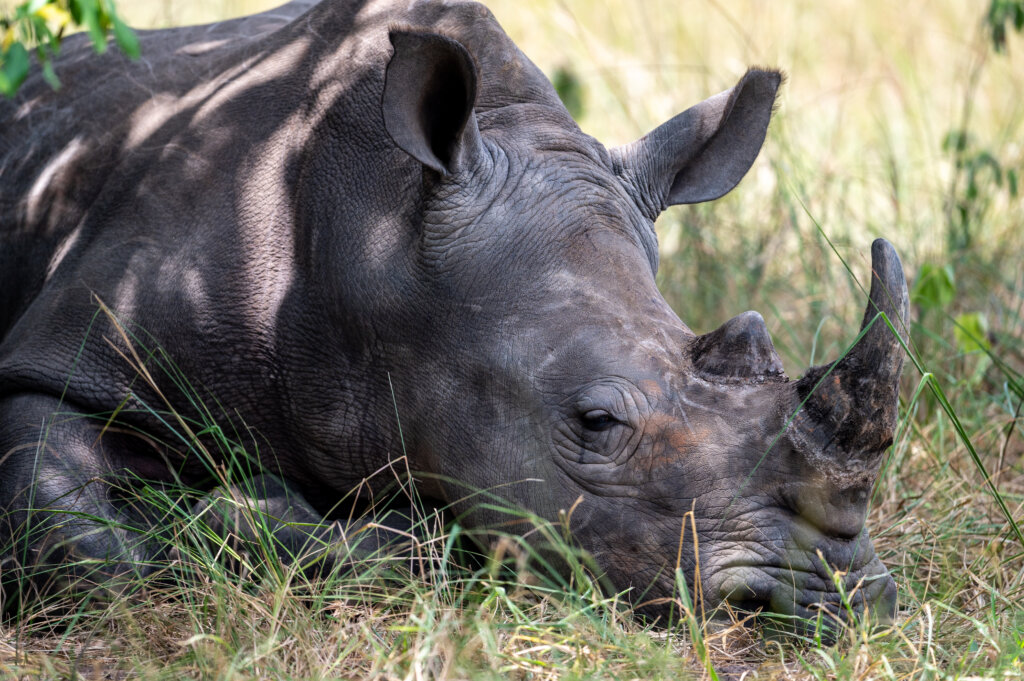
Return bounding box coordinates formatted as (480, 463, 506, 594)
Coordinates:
(693, 310, 787, 383)
(792, 238, 911, 477)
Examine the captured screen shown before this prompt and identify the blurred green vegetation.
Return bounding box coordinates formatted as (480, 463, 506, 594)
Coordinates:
(0, 0, 137, 95)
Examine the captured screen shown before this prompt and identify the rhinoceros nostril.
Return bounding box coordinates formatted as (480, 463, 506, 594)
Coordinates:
(782, 482, 869, 541)
(727, 598, 771, 618)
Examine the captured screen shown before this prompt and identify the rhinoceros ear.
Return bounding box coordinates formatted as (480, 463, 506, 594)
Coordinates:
(611, 68, 782, 217)
(383, 30, 483, 176)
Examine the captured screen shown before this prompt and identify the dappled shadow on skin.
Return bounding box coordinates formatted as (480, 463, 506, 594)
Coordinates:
(0, 0, 528, 517)
(0, 0, 420, 450)
(0, 15, 437, 609)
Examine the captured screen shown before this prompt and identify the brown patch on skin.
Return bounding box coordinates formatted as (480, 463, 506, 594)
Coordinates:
(637, 379, 663, 399)
(641, 409, 713, 473)
(668, 426, 701, 453)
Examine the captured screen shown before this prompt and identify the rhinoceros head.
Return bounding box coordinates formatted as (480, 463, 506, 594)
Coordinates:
(377, 29, 905, 631)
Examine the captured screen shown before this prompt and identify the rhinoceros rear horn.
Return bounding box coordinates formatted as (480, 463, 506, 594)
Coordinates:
(692, 311, 787, 383)
(793, 239, 910, 463)
(610, 68, 782, 219)
(383, 30, 482, 175)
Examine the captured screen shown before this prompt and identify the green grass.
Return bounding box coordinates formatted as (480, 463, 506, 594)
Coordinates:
(3, 0, 1024, 679)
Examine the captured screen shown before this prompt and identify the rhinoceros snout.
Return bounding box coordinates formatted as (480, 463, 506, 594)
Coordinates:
(779, 479, 873, 541)
(712, 546, 897, 637)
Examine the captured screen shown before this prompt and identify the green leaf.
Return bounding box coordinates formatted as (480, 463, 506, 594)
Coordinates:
(954, 313, 991, 354)
(111, 15, 139, 59)
(973, 150, 1003, 185)
(0, 42, 31, 97)
(987, 0, 1024, 52)
(77, 0, 107, 53)
(1, 0, 141, 96)
(41, 57, 60, 90)
(69, 0, 83, 25)
(911, 262, 956, 310)
(942, 129, 970, 155)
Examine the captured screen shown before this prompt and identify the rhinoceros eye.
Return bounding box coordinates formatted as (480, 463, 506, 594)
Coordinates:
(580, 409, 619, 432)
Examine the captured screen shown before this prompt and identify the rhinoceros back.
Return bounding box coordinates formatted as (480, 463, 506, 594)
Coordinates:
(0, 0, 550, 341)
(0, 0, 324, 338)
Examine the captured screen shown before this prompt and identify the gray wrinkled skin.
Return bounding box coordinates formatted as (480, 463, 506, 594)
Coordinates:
(0, 0, 907, 631)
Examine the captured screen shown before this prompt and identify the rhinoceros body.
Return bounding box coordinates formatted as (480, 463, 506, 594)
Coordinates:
(0, 0, 906, 629)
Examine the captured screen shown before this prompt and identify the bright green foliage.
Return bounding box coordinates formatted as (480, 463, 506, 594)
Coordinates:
(0, 39, 28, 93)
(954, 312, 991, 354)
(943, 128, 1020, 252)
(0, 0, 139, 97)
(911, 262, 956, 311)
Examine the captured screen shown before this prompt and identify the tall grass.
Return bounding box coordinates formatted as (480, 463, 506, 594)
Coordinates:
(3, 0, 1024, 679)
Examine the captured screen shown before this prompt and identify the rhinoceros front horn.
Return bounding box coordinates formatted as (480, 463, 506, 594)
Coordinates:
(792, 239, 910, 469)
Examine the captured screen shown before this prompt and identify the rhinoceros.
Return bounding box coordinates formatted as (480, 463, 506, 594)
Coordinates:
(0, 0, 907, 630)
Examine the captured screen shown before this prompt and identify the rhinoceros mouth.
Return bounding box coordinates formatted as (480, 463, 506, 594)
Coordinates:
(710, 557, 896, 626)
